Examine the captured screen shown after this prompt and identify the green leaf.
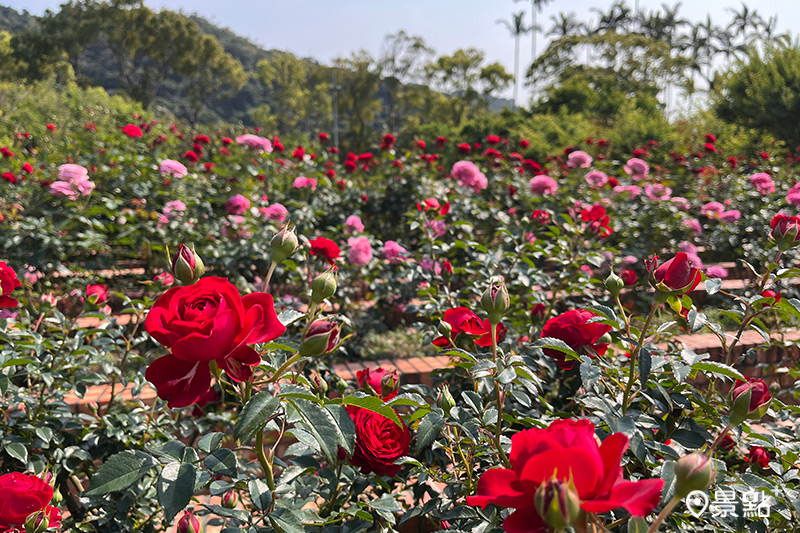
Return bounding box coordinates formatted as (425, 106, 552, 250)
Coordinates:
(277, 309, 306, 327)
(692, 361, 745, 381)
(705, 278, 722, 295)
(687, 309, 708, 332)
(198, 432, 224, 454)
(5, 442, 27, 464)
(579, 357, 600, 393)
(341, 395, 402, 427)
(639, 348, 652, 389)
(205, 449, 238, 477)
(158, 461, 197, 523)
(287, 398, 343, 464)
(248, 478, 272, 511)
(235, 392, 281, 442)
(628, 517, 649, 533)
(85, 450, 155, 496)
(532, 337, 579, 360)
(415, 412, 445, 452)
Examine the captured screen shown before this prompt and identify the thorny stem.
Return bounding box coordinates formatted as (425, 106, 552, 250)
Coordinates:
(647, 497, 680, 533)
(622, 302, 659, 413)
(491, 320, 511, 469)
(256, 424, 275, 492)
(262, 261, 278, 293)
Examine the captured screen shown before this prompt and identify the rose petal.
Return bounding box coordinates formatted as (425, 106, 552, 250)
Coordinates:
(219, 345, 260, 382)
(241, 292, 286, 344)
(520, 447, 602, 497)
(465, 468, 529, 509)
(594, 432, 629, 498)
(581, 478, 664, 516)
(170, 307, 240, 362)
(145, 354, 212, 408)
(502, 506, 549, 533)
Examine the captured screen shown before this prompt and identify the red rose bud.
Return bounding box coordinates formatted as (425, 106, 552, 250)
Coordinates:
(222, 490, 238, 509)
(86, 283, 109, 305)
(309, 369, 328, 395)
(270, 224, 299, 264)
(673, 452, 714, 498)
(531, 303, 547, 321)
(719, 434, 736, 451)
(534, 478, 581, 530)
(310, 265, 337, 304)
(729, 377, 771, 425)
(747, 446, 771, 469)
(621, 269, 637, 286)
(770, 214, 800, 250)
(653, 252, 702, 294)
(171, 244, 205, 285)
(25, 510, 49, 533)
(480, 276, 509, 323)
(299, 320, 340, 356)
(761, 289, 781, 306)
(177, 510, 202, 533)
(605, 271, 624, 297)
(357, 367, 399, 400)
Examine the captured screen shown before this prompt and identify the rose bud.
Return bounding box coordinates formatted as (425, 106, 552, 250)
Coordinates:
(86, 283, 109, 305)
(299, 320, 340, 357)
(534, 478, 581, 531)
(719, 435, 736, 452)
(270, 224, 299, 264)
(177, 510, 202, 533)
(605, 271, 624, 297)
(480, 275, 509, 323)
(729, 377, 772, 425)
(673, 452, 714, 498)
(171, 244, 205, 285)
(25, 510, 49, 533)
(761, 289, 781, 308)
(769, 214, 800, 250)
(531, 303, 547, 321)
(621, 269, 637, 286)
(310, 265, 337, 304)
(746, 446, 771, 469)
(309, 369, 328, 395)
(653, 252, 702, 294)
(222, 490, 238, 509)
(357, 367, 399, 400)
(439, 384, 456, 415)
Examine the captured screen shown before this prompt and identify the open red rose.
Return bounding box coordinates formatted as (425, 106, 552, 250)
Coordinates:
(144, 276, 285, 408)
(746, 446, 770, 469)
(346, 406, 410, 477)
(357, 367, 399, 400)
(0, 472, 62, 531)
(432, 307, 507, 349)
(0, 262, 21, 308)
(467, 419, 663, 533)
(86, 283, 109, 305)
(540, 309, 611, 370)
(309, 237, 341, 265)
(653, 252, 702, 294)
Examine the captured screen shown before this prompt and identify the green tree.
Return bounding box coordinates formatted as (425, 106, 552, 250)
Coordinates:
(715, 45, 800, 147)
(333, 51, 382, 151)
(254, 50, 331, 135)
(184, 35, 247, 124)
(497, 11, 531, 107)
(378, 31, 432, 132)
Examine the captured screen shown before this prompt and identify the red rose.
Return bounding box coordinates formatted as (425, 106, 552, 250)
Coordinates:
(746, 446, 770, 469)
(0, 472, 62, 531)
(770, 214, 800, 250)
(2, 172, 16, 184)
(730, 377, 771, 423)
(183, 150, 199, 163)
(540, 309, 611, 370)
(653, 252, 702, 294)
(432, 307, 507, 349)
(579, 205, 612, 237)
(621, 269, 637, 286)
(531, 303, 547, 321)
(346, 406, 410, 477)
(121, 124, 143, 138)
(144, 277, 285, 408)
(0, 262, 21, 308)
(357, 367, 399, 400)
(86, 283, 109, 305)
(309, 237, 341, 265)
(457, 142, 471, 154)
(467, 419, 663, 531)
(380, 134, 396, 150)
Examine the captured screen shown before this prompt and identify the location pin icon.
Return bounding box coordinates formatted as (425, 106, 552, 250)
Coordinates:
(685, 490, 710, 518)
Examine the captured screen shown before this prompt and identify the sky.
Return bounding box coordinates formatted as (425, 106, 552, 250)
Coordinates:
(9, 0, 800, 104)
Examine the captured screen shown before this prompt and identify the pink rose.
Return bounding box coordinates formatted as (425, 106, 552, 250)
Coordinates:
(293, 176, 318, 190)
(529, 176, 558, 195)
(567, 150, 592, 168)
(344, 215, 365, 234)
(585, 170, 608, 187)
(347, 236, 373, 266)
(225, 194, 250, 215)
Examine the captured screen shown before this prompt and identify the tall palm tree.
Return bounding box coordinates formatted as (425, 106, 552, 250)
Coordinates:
(497, 11, 531, 107)
(546, 12, 582, 38)
(514, 0, 552, 64)
(726, 3, 762, 45)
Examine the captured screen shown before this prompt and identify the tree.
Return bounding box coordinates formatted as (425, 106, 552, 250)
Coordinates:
(514, 0, 551, 64)
(184, 35, 247, 124)
(496, 11, 531, 107)
(332, 51, 381, 151)
(425, 48, 512, 125)
(378, 31, 433, 131)
(547, 13, 582, 39)
(254, 51, 331, 135)
(715, 45, 800, 147)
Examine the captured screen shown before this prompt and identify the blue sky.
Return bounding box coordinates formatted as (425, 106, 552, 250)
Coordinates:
(9, 0, 799, 103)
